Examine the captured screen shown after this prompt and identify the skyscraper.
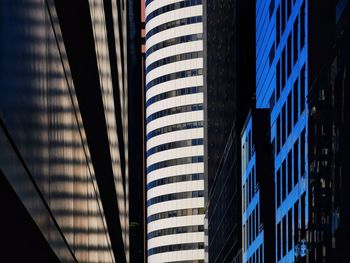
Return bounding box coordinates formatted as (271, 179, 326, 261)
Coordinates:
(254, 0, 350, 262)
(254, 0, 309, 261)
(144, 0, 205, 261)
(204, 0, 255, 262)
(0, 0, 130, 261)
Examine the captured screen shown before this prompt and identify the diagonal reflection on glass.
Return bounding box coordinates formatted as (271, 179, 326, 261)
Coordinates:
(0, 0, 115, 262)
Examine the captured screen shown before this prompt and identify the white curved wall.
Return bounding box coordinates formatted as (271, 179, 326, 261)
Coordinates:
(145, 0, 205, 262)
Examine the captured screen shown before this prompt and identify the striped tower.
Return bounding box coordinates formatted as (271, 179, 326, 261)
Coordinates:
(145, 0, 205, 262)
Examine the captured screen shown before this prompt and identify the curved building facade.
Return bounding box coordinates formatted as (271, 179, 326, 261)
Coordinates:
(145, 0, 205, 262)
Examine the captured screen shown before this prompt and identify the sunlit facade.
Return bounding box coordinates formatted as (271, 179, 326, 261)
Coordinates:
(0, 0, 129, 262)
(145, 0, 205, 262)
(88, 0, 130, 260)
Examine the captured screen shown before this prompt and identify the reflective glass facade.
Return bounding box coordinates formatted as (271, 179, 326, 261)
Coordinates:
(0, 0, 129, 262)
(255, 1, 350, 262)
(145, 0, 205, 261)
(0, 0, 115, 262)
(256, 0, 308, 262)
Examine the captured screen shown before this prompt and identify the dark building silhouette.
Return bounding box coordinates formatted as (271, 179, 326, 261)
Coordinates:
(204, 0, 255, 261)
(0, 0, 131, 261)
(241, 109, 274, 263)
(127, 0, 144, 261)
(307, 1, 350, 262)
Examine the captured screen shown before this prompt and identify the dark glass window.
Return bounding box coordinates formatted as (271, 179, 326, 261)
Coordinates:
(250, 213, 253, 244)
(293, 78, 298, 124)
(146, 0, 203, 23)
(282, 0, 286, 33)
(147, 138, 203, 157)
(146, 68, 203, 90)
(243, 185, 246, 212)
(148, 242, 204, 256)
(255, 205, 259, 235)
(248, 174, 252, 203)
(146, 51, 204, 73)
(277, 222, 281, 260)
(294, 201, 299, 241)
(293, 18, 298, 64)
(147, 190, 203, 206)
(147, 173, 204, 190)
(288, 151, 292, 193)
(282, 104, 286, 145)
(287, 33, 292, 78)
(301, 129, 305, 177)
(270, 90, 275, 109)
(301, 192, 306, 230)
(300, 65, 306, 113)
(269, 0, 275, 20)
(147, 121, 204, 140)
(288, 91, 292, 135)
(288, 209, 293, 251)
(147, 86, 204, 107)
(146, 103, 203, 123)
(282, 215, 287, 256)
(146, 33, 203, 57)
(246, 179, 249, 210)
(294, 140, 299, 185)
(277, 114, 281, 153)
(277, 169, 281, 206)
(147, 225, 204, 239)
(145, 0, 153, 6)
(252, 168, 256, 194)
(147, 208, 205, 223)
(269, 43, 275, 66)
(287, 0, 292, 19)
(300, 3, 305, 49)
(248, 215, 251, 245)
(282, 47, 286, 89)
(252, 209, 256, 241)
(146, 155, 203, 173)
(146, 16, 202, 40)
(282, 160, 286, 201)
(276, 59, 281, 101)
(276, 5, 281, 46)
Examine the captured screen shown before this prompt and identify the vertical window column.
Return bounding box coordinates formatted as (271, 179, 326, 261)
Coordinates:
(300, 3, 305, 49)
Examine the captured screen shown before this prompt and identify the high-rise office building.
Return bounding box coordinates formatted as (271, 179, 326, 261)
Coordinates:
(144, 0, 205, 261)
(0, 0, 130, 261)
(204, 0, 255, 262)
(254, 0, 350, 262)
(255, 0, 310, 261)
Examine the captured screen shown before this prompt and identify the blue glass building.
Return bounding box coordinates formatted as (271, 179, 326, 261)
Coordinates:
(252, 0, 350, 262)
(255, 0, 309, 262)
